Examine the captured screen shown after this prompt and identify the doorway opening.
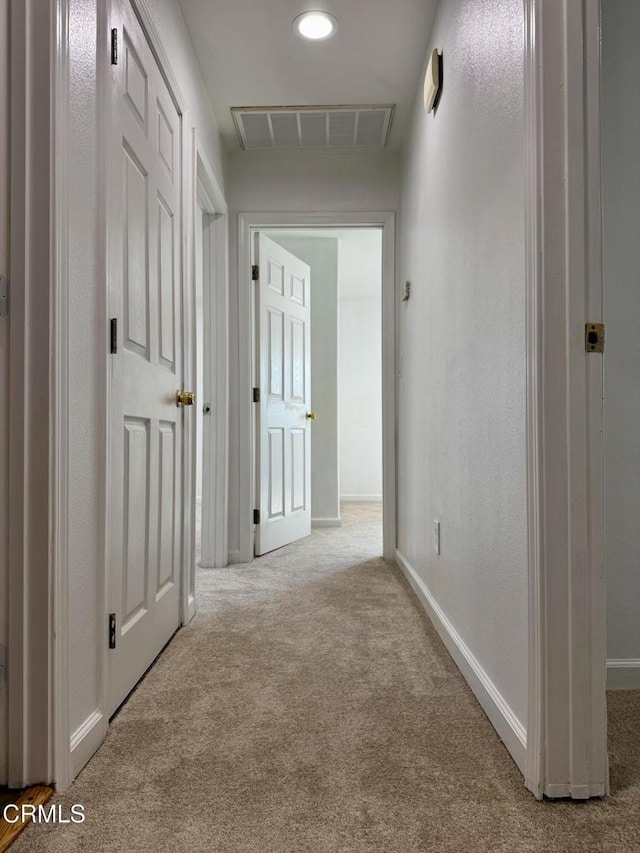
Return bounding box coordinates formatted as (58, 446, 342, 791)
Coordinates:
(255, 228, 384, 557)
(235, 212, 395, 566)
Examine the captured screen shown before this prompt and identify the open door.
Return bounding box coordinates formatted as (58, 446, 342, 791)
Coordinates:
(254, 234, 312, 555)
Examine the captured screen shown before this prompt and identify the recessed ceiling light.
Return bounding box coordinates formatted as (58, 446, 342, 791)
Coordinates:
(293, 11, 338, 41)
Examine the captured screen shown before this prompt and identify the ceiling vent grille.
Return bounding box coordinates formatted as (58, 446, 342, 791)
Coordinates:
(232, 105, 394, 150)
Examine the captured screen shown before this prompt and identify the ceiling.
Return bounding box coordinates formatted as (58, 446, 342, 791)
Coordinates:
(177, 0, 438, 153)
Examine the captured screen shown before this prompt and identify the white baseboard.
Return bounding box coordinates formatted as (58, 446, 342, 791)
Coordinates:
(185, 593, 196, 624)
(312, 517, 342, 528)
(340, 495, 383, 502)
(607, 659, 640, 690)
(544, 781, 606, 799)
(228, 550, 243, 565)
(69, 709, 105, 781)
(395, 549, 527, 775)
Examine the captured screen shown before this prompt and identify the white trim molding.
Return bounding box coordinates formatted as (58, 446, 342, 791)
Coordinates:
(7, 0, 58, 789)
(52, 0, 73, 793)
(194, 140, 229, 572)
(396, 550, 527, 774)
(311, 518, 342, 528)
(236, 211, 396, 564)
(524, 0, 607, 800)
(69, 710, 104, 781)
(340, 495, 383, 503)
(607, 660, 640, 691)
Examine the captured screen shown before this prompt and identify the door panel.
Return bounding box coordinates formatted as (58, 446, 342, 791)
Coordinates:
(108, 0, 182, 715)
(268, 259, 284, 295)
(123, 147, 149, 356)
(268, 428, 285, 519)
(268, 308, 284, 398)
(255, 234, 312, 555)
(290, 272, 305, 306)
(122, 418, 149, 627)
(290, 318, 305, 402)
(158, 195, 175, 368)
(123, 31, 147, 128)
(157, 421, 176, 592)
(157, 102, 174, 178)
(291, 429, 306, 512)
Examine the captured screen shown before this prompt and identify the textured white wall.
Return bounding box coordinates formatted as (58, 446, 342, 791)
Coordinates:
(269, 235, 341, 524)
(65, 0, 226, 760)
(398, 0, 527, 726)
(0, 0, 8, 786)
(227, 152, 400, 555)
(602, 1, 640, 664)
(338, 232, 382, 501)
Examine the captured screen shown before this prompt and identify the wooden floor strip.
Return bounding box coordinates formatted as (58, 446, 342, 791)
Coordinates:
(0, 786, 54, 852)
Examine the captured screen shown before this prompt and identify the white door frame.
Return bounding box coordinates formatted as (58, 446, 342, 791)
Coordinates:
(0, 0, 10, 788)
(192, 139, 229, 572)
(237, 212, 396, 563)
(523, 0, 607, 799)
(7, 0, 58, 788)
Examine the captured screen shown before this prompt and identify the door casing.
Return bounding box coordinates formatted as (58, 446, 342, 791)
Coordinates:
(523, 0, 607, 799)
(7, 0, 57, 789)
(236, 212, 396, 564)
(193, 144, 229, 572)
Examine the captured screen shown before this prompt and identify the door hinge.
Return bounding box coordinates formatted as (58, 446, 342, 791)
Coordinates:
(108, 613, 117, 649)
(0, 275, 7, 318)
(251, 264, 259, 281)
(585, 322, 605, 353)
(110, 318, 118, 354)
(253, 509, 260, 525)
(253, 387, 260, 403)
(111, 28, 118, 65)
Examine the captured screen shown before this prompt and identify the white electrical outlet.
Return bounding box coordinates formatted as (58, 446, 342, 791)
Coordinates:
(434, 520, 441, 555)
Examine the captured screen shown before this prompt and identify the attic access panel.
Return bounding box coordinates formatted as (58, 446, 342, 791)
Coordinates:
(232, 105, 395, 150)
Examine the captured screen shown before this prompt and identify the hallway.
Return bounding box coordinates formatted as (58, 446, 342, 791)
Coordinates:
(11, 505, 640, 852)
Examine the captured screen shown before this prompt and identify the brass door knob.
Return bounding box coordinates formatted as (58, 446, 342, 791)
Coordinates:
(176, 391, 196, 407)
(306, 412, 317, 420)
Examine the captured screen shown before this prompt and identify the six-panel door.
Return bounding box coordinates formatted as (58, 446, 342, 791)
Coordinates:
(255, 234, 312, 555)
(107, 0, 182, 715)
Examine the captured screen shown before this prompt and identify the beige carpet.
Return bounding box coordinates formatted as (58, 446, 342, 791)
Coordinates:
(11, 503, 640, 852)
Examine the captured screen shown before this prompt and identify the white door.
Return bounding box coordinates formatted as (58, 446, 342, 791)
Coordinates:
(107, 0, 185, 715)
(255, 234, 312, 555)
